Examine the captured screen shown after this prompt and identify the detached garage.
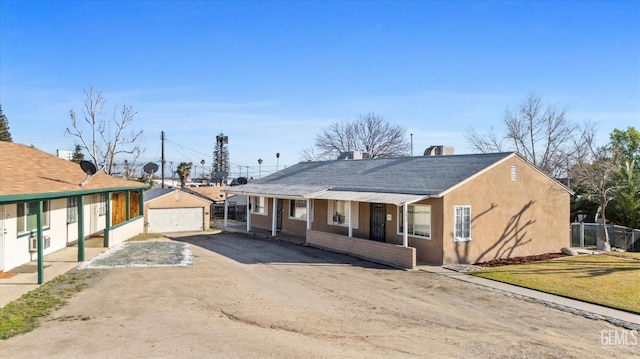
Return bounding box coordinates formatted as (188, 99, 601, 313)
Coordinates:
(143, 188, 212, 233)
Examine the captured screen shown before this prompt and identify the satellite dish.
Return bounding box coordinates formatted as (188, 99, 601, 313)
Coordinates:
(237, 177, 248, 185)
(143, 162, 159, 174)
(79, 161, 97, 175)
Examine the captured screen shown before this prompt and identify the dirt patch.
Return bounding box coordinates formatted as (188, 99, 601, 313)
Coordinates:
(476, 252, 569, 267)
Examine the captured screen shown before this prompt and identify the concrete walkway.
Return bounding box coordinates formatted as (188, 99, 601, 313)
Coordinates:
(0, 237, 109, 308)
(418, 265, 640, 329)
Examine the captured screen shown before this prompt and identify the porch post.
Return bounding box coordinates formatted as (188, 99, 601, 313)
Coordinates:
(36, 201, 44, 284)
(104, 193, 111, 248)
(306, 199, 312, 230)
(246, 195, 251, 231)
(271, 197, 277, 237)
(579, 222, 585, 248)
(402, 203, 408, 247)
(348, 200, 353, 237)
(77, 195, 85, 261)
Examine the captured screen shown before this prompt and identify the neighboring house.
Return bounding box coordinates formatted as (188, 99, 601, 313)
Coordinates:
(0, 142, 147, 279)
(143, 188, 211, 233)
(227, 152, 571, 269)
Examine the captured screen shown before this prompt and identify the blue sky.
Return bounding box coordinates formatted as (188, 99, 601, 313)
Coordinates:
(1, 1, 638, 178)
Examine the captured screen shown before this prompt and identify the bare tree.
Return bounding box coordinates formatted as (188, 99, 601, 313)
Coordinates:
(466, 93, 587, 177)
(303, 113, 409, 160)
(571, 141, 624, 251)
(66, 87, 143, 175)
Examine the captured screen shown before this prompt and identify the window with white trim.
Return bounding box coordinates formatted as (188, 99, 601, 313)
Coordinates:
(398, 204, 431, 239)
(17, 201, 50, 234)
(67, 197, 78, 224)
(327, 200, 358, 228)
(454, 206, 471, 241)
(289, 199, 308, 220)
(251, 196, 266, 215)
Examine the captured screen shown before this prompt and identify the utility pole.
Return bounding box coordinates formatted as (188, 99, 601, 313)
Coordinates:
(161, 131, 166, 188)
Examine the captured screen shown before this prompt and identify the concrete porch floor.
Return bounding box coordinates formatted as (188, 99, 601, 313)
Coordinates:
(0, 237, 109, 308)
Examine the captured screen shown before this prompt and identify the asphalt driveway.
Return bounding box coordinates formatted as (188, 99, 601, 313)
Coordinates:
(1, 232, 638, 358)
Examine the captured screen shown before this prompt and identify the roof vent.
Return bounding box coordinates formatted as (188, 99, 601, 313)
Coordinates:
(337, 151, 369, 160)
(424, 145, 454, 156)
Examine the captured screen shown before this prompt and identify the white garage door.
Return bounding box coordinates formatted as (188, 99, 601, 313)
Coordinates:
(148, 208, 204, 233)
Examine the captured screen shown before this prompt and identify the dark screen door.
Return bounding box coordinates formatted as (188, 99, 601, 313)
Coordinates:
(370, 203, 386, 242)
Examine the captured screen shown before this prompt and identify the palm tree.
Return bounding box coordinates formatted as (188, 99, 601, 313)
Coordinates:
(176, 162, 192, 189)
(276, 152, 280, 171)
(258, 158, 263, 178)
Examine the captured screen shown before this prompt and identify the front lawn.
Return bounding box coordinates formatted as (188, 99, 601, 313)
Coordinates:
(471, 255, 640, 314)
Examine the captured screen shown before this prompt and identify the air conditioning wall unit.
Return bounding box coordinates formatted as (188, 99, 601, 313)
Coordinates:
(332, 215, 345, 224)
(29, 235, 51, 252)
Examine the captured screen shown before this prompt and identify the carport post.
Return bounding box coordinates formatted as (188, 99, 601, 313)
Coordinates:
(271, 197, 277, 236)
(402, 203, 409, 247)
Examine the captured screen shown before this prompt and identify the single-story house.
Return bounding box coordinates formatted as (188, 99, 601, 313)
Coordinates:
(0, 141, 147, 282)
(143, 188, 211, 233)
(226, 152, 571, 269)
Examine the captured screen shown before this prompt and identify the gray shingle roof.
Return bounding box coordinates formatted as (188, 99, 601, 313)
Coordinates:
(231, 152, 514, 197)
(143, 188, 177, 202)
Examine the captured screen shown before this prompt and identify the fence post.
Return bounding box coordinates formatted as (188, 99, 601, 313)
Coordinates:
(580, 222, 585, 248)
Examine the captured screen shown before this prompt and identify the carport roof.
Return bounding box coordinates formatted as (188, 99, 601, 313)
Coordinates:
(227, 152, 519, 204)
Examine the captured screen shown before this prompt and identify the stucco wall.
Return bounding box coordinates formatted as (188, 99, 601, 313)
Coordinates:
(306, 229, 416, 269)
(109, 217, 144, 247)
(441, 156, 570, 264)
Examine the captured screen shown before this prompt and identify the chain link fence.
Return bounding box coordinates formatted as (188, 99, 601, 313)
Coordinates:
(571, 223, 640, 252)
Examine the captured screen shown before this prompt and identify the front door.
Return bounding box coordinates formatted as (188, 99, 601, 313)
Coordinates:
(276, 199, 283, 230)
(370, 203, 386, 242)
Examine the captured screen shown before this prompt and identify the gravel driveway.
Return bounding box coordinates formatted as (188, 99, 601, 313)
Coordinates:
(2, 232, 638, 358)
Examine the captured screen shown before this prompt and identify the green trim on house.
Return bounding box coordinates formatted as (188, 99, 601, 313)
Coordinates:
(0, 185, 147, 204)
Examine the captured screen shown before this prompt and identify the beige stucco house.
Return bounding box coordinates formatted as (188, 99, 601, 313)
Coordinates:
(226, 152, 571, 269)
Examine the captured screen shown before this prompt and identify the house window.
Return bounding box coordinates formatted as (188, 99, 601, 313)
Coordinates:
(251, 196, 266, 215)
(289, 199, 307, 220)
(328, 200, 358, 227)
(17, 201, 50, 234)
(398, 204, 431, 239)
(97, 193, 107, 216)
(67, 197, 78, 224)
(454, 206, 472, 241)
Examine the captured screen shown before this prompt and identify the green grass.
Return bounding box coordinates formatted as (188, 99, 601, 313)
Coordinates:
(471, 255, 640, 314)
(0, 270, 98, 339)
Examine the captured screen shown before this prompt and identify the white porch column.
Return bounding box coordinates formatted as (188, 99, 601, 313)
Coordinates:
(306, 199, 312, 230)
(348, 200, 353, 237)
(271, 197, 277, 237)
(402, 203, 409, 247)
(246, 195, 251, 231)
